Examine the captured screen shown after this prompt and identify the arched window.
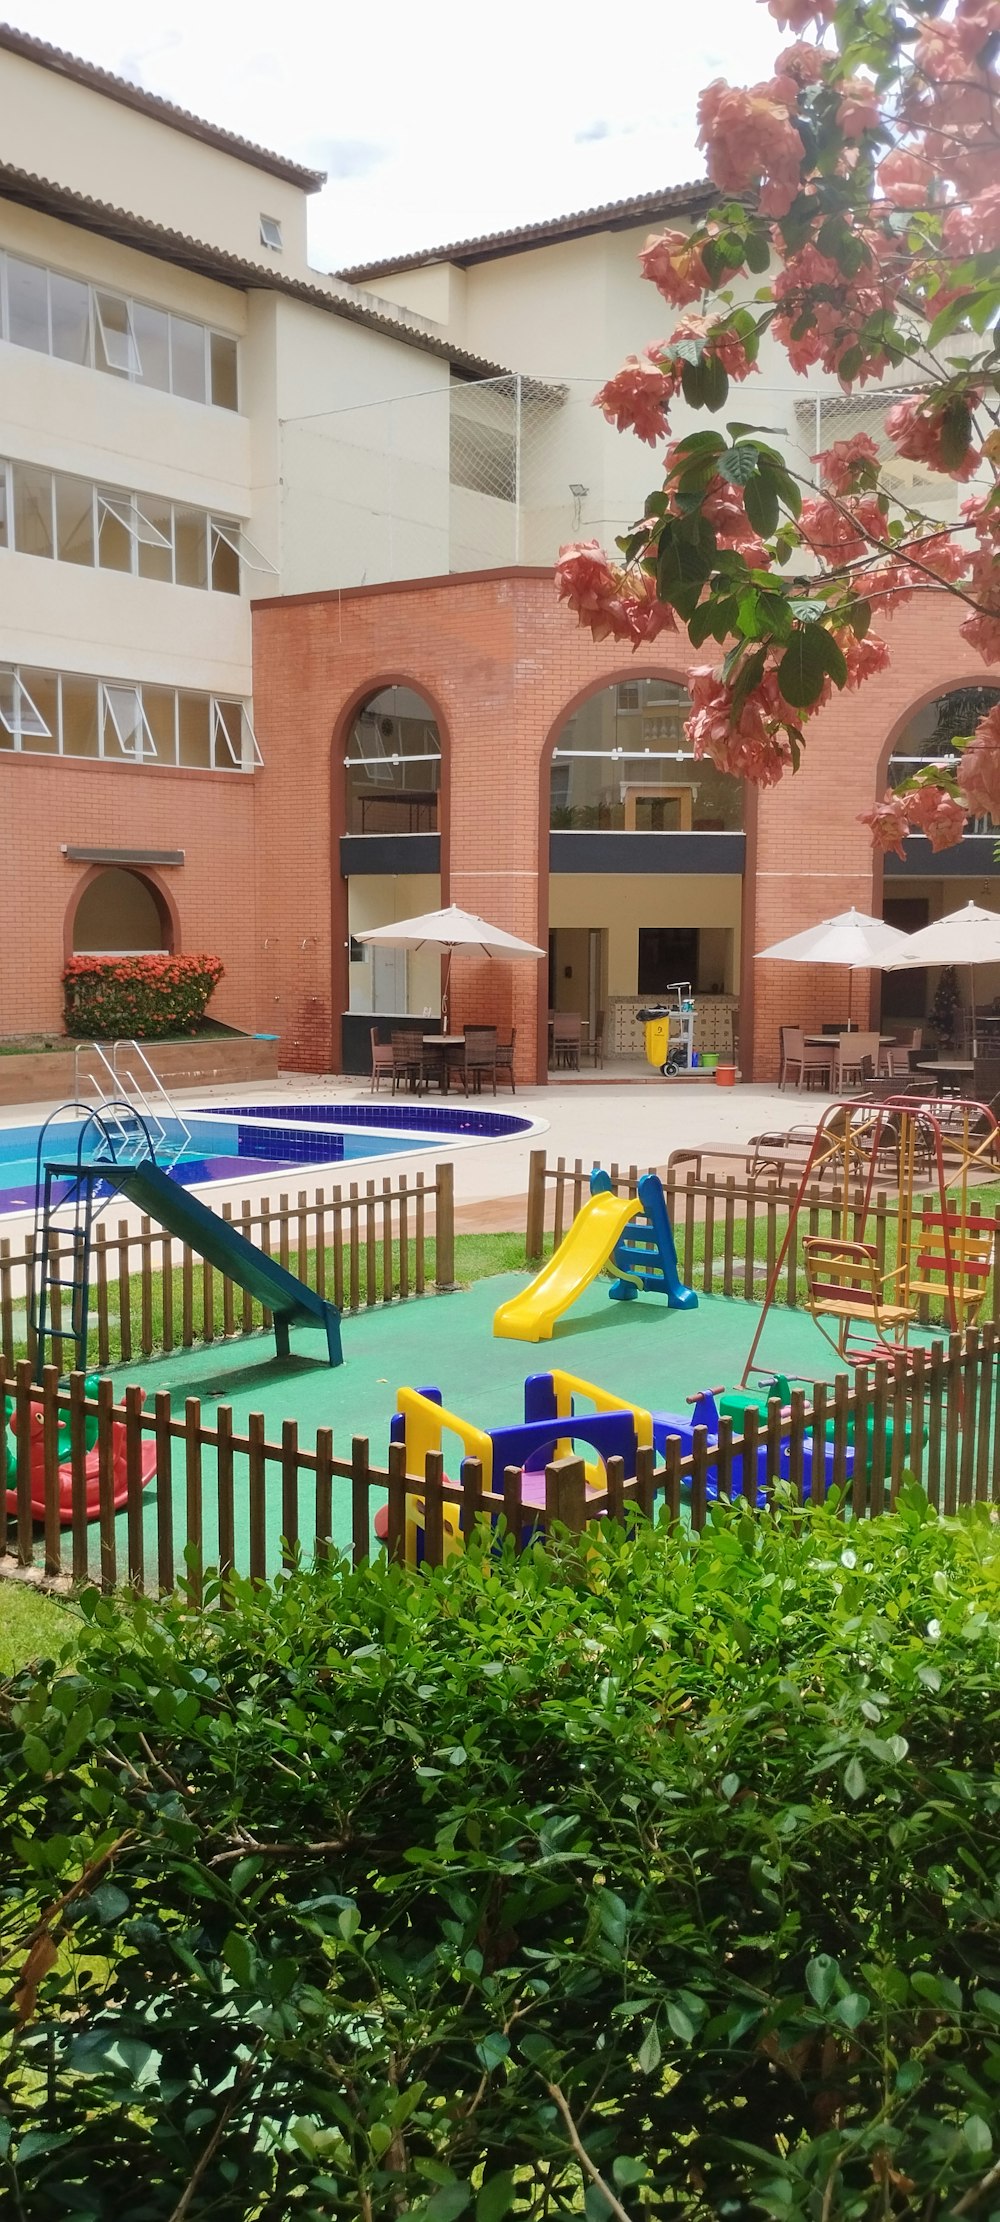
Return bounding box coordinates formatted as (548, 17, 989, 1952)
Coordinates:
(71, 867, 171, 953)
(345, 686, 441, 835)
(889, 685, 1000, 832)
(549, 678, 743, 831)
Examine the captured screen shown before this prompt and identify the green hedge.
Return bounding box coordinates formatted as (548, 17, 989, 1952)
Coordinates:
(4, 1493, 1000, 2218)
(62, 953, 224, 1039)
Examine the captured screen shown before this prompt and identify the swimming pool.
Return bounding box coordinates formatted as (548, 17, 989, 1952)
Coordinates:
(0, 1100, 535, 1215)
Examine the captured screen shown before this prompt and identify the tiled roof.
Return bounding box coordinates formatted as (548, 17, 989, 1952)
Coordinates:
(336, 179, 715, 282)
(0, 161, 522, 379)
(0, 21, 326, 191)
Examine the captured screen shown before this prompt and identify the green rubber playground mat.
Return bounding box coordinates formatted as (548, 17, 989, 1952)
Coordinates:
(88, 1276, 939, 1587)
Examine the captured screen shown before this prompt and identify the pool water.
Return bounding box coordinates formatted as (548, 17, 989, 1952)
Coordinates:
(0, 1100, 532, 1214)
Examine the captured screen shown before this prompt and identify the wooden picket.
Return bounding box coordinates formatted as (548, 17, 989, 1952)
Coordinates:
(0, 1163, 455, 1373)
(2, 1326, 998, 1603)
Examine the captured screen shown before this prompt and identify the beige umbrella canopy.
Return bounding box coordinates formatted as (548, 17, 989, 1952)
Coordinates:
(881, 900, 1000, 1057)
(756, 907, 912, 1030)
(756, 907, 912, 968)
(355, 903, 544, 1028)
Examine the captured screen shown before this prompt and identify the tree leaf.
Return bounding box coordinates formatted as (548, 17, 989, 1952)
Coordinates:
(637, 2021, 662, 2074)
(844, 1755, 867, 1801)
(835, 1991, 870, 2029)
(964, 2114, 993, 2156)
(718, 444, 761, 488)
(476, 2171, 516, 2221)
(419, 2187, 473, 2222)
(666, 1999, 696, 2042)
(474, 2032, 510, 2073)
(744, 473, 780, 537)
(806, 1954, 839, 2009)
(777, 625, 845, 710)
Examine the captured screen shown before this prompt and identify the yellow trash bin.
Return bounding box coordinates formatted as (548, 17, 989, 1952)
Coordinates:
(637, 1005, 676, 1073)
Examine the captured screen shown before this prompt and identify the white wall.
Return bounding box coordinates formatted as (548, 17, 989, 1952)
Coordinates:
(276, 306, 453, 592)
(550, 872, 742, 997)
(347, 876, 443, 1014)
(0, 46, 311, 272)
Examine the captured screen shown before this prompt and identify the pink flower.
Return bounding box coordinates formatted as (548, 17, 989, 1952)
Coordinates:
(639, 228, 711, 307)
(699, 479, 770, 564)
(685, 664, 796, 786)
(837, 77, 881, 137)
(885, 394, 981, 481)
(915, 533, 969, 585)
(838, 630, 891, 690)
(878, 148, 935, 207)
(904, 786, 969, 850)
(960, 548, 1000, 662)
(943, 184, 1000, 257)
(766, 0, 836, 26)
(799, 494, 884, 567)
(954, 0, 1000, 60)
(659, 313, 758, 383)
(958, 703, 1000, 820)
(812, 432, 880, 494)
(594, 355, 675, 446)
(776, 40, 826, 85)
(861, 792, 912, 857)
(697, 79, 804, 218)
(555, 541, 620, 622)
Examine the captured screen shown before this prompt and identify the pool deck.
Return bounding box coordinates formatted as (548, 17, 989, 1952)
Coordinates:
(0, 1073, 831, 1240)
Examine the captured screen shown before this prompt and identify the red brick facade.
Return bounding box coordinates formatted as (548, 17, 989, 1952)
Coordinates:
(0, 569, 987, 1081)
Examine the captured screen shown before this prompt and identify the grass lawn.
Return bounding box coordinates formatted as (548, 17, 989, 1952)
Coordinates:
(0, 1584, 76, 1675)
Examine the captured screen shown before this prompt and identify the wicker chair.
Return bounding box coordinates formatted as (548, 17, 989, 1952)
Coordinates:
(551, 1013, 582, 1071)
(390, 1031, 422, 1094)
(495, 1028, 516, 1094)
(450, 1026, 498, 1096)
(370, 1028, 394, 1094)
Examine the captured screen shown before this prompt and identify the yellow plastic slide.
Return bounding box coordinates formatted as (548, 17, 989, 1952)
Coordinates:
(493, 1189, 642, 1343)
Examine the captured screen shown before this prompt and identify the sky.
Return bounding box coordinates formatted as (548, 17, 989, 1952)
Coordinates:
(11, 0, 779, 271)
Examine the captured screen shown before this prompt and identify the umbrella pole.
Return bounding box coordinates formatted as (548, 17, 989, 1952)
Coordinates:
(441, 949, 452, 1033)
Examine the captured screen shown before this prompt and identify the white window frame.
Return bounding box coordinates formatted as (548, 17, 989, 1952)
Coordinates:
(98, 489, 173, 561)
(0, 665, 53, 742)
(0, 457, 9, 548)
(210, 519, 276, 575)
(259, 214, 283, 251)
(94, 291, 142, 378)
(212, 698, 262, 770)
(102, 683, 158, 761)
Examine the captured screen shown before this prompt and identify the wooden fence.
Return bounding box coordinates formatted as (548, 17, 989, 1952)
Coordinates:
(3, 1327, 998, 1599)
(525, 1150, 1000, 1324)
(0, 1163, 455, 1372)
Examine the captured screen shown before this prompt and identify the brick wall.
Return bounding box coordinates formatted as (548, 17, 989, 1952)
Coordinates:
(253, 570, 982, 1083)
(0, 753, 258, 1039)
(2, 575, 981, 1082)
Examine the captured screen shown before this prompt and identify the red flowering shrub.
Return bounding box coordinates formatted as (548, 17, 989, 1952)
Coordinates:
(62, 954, 224, 1040)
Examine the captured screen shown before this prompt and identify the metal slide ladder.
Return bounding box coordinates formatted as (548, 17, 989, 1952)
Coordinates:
(30, 1102, 159, 1372)
(73, 1038, 191, 1171)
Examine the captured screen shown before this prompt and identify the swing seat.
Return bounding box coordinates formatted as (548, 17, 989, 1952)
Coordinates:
(803, 1237, 917, 1362)
(908, 1208, 996, 1332)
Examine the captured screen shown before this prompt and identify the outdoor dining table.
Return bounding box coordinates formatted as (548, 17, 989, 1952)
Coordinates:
(418, 1034, 466, 1093)
(914, 1059, 976, 1095)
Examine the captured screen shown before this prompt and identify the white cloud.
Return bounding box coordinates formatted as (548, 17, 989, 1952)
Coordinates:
(13, 0, 778, 267)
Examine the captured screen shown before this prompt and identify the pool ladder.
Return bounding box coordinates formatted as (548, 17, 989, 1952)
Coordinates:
(73, 1039, 191, 1172)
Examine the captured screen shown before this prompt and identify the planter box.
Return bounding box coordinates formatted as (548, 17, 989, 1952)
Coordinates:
(0, 1034, 280, 1108)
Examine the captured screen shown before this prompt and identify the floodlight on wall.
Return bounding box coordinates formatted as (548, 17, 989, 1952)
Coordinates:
(569, 482, 589, 529)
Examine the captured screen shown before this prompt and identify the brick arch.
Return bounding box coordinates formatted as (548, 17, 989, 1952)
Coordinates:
(64, 863, 179, 964)
(329, 673, 453, 1066)
(334, 671, 452, 884)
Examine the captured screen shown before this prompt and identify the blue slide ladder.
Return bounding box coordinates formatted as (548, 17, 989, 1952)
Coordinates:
(30, 1102, 343, 1374)
(590, 1167, 697, 1310)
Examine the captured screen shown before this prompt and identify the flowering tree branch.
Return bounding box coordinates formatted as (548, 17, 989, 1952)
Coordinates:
(556, 0, 1000, 851)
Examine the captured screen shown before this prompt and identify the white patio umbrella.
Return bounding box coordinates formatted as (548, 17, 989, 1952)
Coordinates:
(880, 899, 1000, 1057)
(756, 907, 912, 1029)
(355, 902, 544, 1028)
